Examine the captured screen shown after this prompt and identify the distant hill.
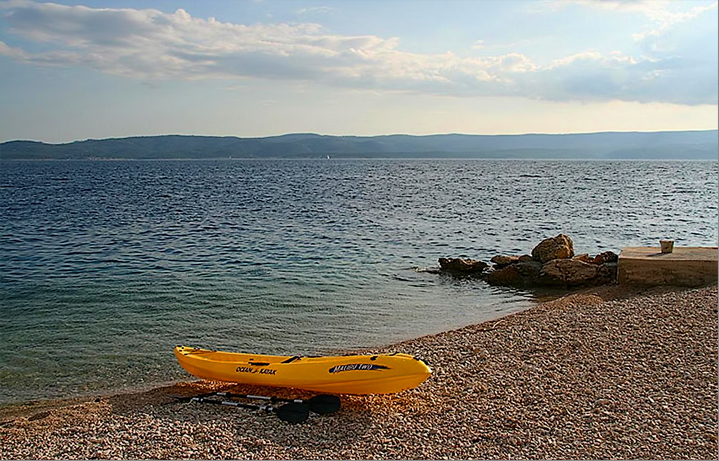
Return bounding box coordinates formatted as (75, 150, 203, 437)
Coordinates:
(1, 130, 716, 160)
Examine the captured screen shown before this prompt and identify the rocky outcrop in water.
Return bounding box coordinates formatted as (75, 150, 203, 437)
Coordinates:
(438, 234, 618, 289)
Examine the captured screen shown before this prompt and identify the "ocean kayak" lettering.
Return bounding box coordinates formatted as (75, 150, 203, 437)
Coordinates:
(328, 363, 390, 374)
(236, 366, 277, 375)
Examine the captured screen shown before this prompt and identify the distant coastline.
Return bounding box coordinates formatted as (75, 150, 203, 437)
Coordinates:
(1, 130, 717, 160)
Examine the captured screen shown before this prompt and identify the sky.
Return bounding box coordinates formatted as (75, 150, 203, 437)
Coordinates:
(0, 0, 717, 144)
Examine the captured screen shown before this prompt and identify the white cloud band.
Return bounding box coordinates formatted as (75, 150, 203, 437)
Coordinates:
(0, 0, 716, 105)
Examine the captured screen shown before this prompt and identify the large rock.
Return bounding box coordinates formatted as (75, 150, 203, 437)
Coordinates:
(532, 234, 575, 263)
(590, 251, 618, 265)
(485, 260, 542, 287)
(490, 255, 519, 267)
(539, 258, 614, 288)
(438, 257, 489, 274)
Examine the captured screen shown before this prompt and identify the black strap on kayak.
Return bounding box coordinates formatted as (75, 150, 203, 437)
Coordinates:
(281, 356, 300, 363)
(215, 392, 341, 415)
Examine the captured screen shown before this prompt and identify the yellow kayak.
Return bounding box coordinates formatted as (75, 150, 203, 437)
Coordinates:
(174, 346, 431, 395)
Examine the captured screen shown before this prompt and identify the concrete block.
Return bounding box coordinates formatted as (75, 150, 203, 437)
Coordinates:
(618, 246, 718, 287)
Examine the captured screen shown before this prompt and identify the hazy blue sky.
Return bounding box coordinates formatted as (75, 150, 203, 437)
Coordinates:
(1, 0, 717, 143)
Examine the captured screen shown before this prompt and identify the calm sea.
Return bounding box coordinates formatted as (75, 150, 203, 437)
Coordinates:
(1, 159, 717, 405)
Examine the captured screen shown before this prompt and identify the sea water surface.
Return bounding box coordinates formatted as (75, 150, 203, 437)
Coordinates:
(1, 159, 717, 405)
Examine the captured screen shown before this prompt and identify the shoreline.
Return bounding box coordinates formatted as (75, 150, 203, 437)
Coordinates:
(2, 282, 717, 459)
(0, 286, 563, 411)
(0, 285, 597, 417)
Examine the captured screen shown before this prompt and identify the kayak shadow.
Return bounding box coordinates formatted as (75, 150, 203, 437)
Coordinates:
(102, 381, 431, 457)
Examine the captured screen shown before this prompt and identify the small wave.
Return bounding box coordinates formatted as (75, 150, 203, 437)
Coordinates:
(412, 266, 441, 274)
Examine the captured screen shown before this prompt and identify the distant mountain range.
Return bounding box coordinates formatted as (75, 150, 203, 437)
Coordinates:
(1, 130, 717, 160)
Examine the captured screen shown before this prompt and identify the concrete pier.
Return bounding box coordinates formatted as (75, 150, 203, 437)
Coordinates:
(618, 246, 718, 287)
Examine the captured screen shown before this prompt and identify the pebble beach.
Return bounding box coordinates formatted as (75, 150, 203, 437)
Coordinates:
(1, 283, 717, 460)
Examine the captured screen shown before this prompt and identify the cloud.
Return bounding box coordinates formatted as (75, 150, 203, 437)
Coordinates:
(297, 6, 334, 16)
(0, 0, 716, 105)
(633, 2, 718, 57)
(0, 39, 25, 59)
(554, 0, 718, 60)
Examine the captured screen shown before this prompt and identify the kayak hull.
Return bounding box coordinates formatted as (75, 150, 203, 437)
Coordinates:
(174, 346, 431, 395)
